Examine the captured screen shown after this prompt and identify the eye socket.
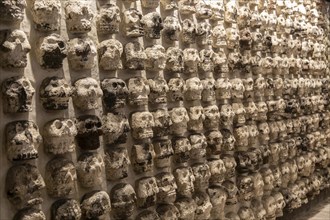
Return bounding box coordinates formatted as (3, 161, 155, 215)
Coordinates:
(55, 120, 62, 129)
(67, 120, 73, 127)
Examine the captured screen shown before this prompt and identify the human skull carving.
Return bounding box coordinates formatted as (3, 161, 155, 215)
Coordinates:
(194, 191, 213, 220)
(260, 167, 275, 193)
(238, 206, 255, 220)
(222, 128, 236, 151)
(181, 19, 196, 44)
(151, 109, 171, 137)
(75, 115, 102, 150)
(136, 176, 159, 208)
(124, 41, 147, 70)
(14, 208, 46, 220)
(189, 133, 207, 160)
(51, 199, 81, 220)
(145, 45, 166, 71)
(192, 163, 211, 191)
(136, 210, 160, 220)
(185, 77, 203, 101)
(131, 143, 155, 174)
(236, 174, 254, 202)
(101, 78, 128, 111)
(0, 0, 26, 23)
(40, 77, 72, 111)
(231, 78, 245, 99)
(196, 20, 212, 46)
(175, 197, 197, 220)
(174, 166, 195, 197)
(76, 153, 104, 188)
(128, 77, 150, 106)
(210, 1, 224, 21)
(98, 39, 123, 71)
(153, 139, 173, 168)
(226, 26, 240, 49)
(165, 47, 184, 72)
(224, 0, 237, 23)
(67, 37, 97, 70)
(187, 106, 204, 132)
(45, 157, 77, 198)
(232, 102, 246, 125)
(111, 183, 136, 219)
(96, 3, 121, 34)
(203, 105, 220, 130)
(131, 111, 154, 140)
(64, 0, 94, 34)
(223, 180, 238, 205)
(263, 195, 277, 219)
(43, 118, 77, 155)
(30, 0, 60, 31)
(167, 77, 186, 101)
(141, 12, 163, 39)
(199, 49, 215, 73)
(220, 104, 235, 128)
(222, 154, 237, 179)
(208, 185, 227, 219)
(169, 107, 189, 135)
(156, 172, 177, 203)
(104, 147, 130, 181)
(81, 190, 111, 219)
(234, 125, 250, 150)
(212, 25, 226, 48)
(102, 112, 130, 145)
(6, 120, 42, 161)
(251, 199, 267, 220)
(183, 48, 200, 74)
(0, 29, 31, 68)
(195, 1, 212, 18)
(206, 130, 223, 155)
(201, 78, 216, 102)
(215, 77, 232, 100)
(6, 163, 45, 209)
(73, 77, 103, 110)
(273, 191, 286, 217)
(123, 8, 144, 37)
(35, 34, 67, 69)
(172, 137, 191, 164)
(162, 16, 181, 41)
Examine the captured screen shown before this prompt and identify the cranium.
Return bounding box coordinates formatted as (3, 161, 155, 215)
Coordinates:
(130, 111, 154, 140)
(39, 77, 72, 111)
(45, 157, 77, 198)
(64, 0, 94, 34)
(96, 3, 121, 34)
(131, 143, 155, 174)
(136, 176, 159, 208)
(124, 41, 147, 70)
(6, 163, 45, 209)
(43, 118, 77, 155)
(67, 37, 97, 70)
(51, 199, 81, 220)
(141, 12, 163, 39)
(122, 8, 143, 37)
(81, 191, 111, 219)
(104, 147, 130, 181)
(75, 115, 102, 150)
(76, 153, 104, 188)
(98, 39, 123, 70)
(110, 183, 136, 219)
(148, 76, 169, 104)
(6, 120, 42, 161)
(0, 29, 31, 68)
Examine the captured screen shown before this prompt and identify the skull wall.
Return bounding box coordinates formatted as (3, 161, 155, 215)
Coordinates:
(0, 0, 330, 219)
